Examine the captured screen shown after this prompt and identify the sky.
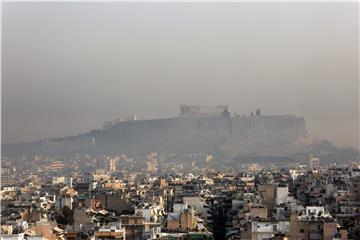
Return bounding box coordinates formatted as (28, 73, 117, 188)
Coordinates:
(2, 2, 359, 149)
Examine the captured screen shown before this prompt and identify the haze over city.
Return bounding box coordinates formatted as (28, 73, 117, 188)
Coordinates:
(2, 3, 360, 240)
(2, 2, 359, 149)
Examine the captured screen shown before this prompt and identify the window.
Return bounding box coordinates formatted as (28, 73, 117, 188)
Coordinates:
(300, 229, 305, 233)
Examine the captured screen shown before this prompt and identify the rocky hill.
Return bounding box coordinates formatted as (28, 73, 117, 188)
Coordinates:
(2, 114, 316, 157)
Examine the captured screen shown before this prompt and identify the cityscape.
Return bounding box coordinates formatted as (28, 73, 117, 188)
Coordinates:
(1, 106, 359, 240)
(1, 2, 359, 240)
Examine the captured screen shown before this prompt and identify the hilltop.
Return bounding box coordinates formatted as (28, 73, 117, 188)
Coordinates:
(2, 108, 316, 157)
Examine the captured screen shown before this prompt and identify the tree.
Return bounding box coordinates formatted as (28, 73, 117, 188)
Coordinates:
(55, 206, 74, 225)
(62, 206, 74, 225)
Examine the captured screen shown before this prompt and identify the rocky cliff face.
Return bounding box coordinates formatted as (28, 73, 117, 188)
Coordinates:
(2, 115, 315, 157)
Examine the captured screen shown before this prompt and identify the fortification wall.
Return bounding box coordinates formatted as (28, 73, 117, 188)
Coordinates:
(230, 115, 306, 136)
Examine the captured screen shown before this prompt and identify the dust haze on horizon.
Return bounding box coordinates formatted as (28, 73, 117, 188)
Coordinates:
(2, 2, 359, 149)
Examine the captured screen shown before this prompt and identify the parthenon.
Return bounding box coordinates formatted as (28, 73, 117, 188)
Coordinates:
(179, 104, 229, 117)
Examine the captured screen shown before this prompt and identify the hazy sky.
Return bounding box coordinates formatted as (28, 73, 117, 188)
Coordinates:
(2, 2, 359, 149)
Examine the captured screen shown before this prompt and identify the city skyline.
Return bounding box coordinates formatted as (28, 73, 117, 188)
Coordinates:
(1, 3, 360, 240)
